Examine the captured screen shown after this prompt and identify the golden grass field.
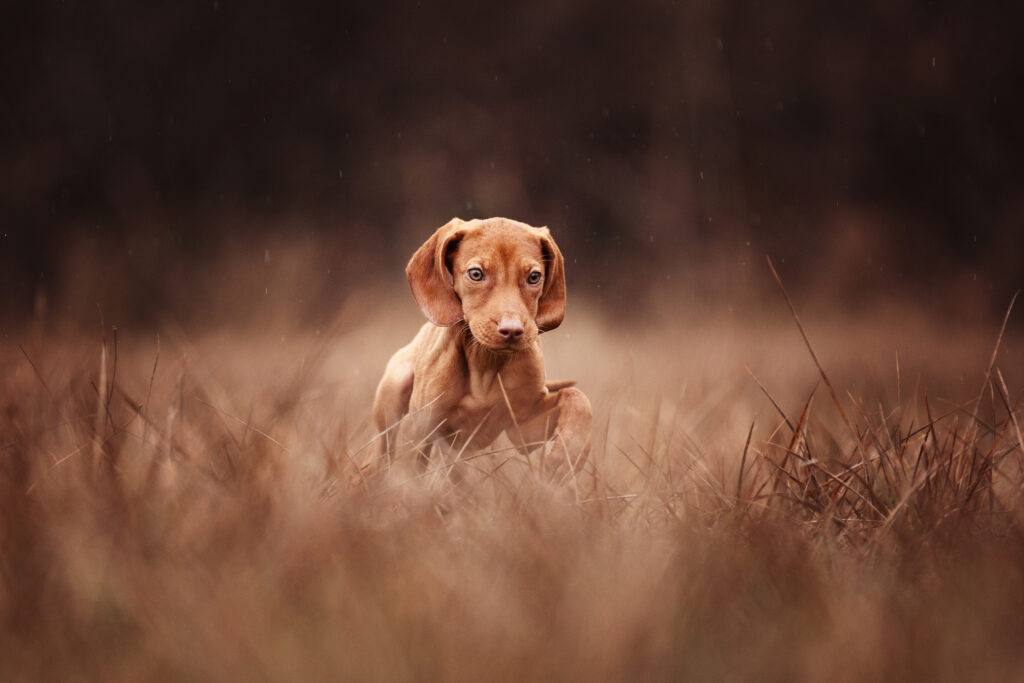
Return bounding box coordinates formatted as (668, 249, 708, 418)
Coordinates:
(3, 266, 1024, 681)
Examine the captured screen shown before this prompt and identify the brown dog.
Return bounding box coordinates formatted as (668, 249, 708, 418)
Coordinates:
(361, 217, 591, 483)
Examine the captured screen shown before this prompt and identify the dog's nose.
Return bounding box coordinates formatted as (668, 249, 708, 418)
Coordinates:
(497, 319, 524, 342)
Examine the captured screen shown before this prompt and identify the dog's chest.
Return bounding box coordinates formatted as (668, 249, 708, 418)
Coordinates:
(452, 369, 509, 425)
(444, 366, 535, 445)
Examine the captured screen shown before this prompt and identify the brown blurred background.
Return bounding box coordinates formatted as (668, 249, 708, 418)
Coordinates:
(2, 0, 1022, 328)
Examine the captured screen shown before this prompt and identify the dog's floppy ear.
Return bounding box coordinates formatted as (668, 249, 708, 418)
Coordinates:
(406, 218, 466, 326)
(535, 227, 566, 332)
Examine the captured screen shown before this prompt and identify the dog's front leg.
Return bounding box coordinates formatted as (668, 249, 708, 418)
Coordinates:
(515, 387, 592, 477)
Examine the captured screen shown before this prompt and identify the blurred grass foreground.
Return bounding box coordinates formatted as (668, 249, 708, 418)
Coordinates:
(3, 259, 1024, 681)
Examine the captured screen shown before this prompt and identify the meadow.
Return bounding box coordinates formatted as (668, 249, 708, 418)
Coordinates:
(2, 262, 1024, 681)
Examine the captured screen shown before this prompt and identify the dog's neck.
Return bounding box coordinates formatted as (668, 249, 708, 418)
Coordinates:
(452, 323, 519, 371)
(449, 324, 530, 402)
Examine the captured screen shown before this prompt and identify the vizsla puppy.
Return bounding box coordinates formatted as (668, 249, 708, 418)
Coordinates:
(361, 217, 591, 483)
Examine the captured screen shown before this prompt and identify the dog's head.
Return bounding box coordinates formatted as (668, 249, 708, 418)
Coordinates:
(406, 217, 567, 351)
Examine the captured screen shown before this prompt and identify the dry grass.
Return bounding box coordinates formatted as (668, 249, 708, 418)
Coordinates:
(3, 282, 1024, 682)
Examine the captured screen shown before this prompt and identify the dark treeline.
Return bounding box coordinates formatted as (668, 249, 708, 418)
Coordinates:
(2, 0, 1021, 323)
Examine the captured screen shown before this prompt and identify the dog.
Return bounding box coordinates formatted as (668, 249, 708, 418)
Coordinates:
(359, 217, 592, 484)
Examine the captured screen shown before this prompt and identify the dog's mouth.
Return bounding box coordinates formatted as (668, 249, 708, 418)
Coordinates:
(495, 340, 527, 353)
(481, 337, 528, 353)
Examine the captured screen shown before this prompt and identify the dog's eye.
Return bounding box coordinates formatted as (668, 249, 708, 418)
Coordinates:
(467, 268, 484, 282)
(527, 270, 542, 285)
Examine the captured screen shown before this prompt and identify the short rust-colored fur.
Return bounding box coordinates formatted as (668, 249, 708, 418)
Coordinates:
(362, 217, 592, 482)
